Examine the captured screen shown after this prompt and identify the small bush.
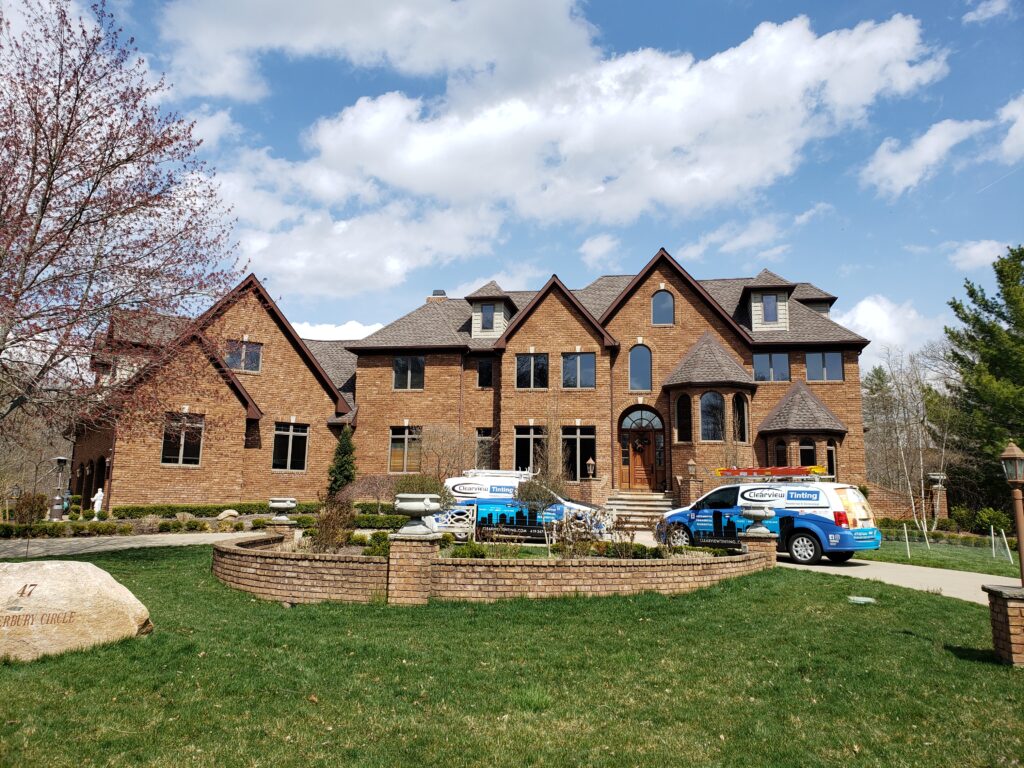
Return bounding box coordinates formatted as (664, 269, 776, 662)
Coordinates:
(67, 512, 81, 522)
(70, 494, 82, 505)
(449, 541, 488, 559)
(976, 507, 1014, 535)
(134, 514, 162, 534)
(158, 520, 184, 533)
(310, 495, 355, 553)
(293, 514, 317, 529)
(96, 510, 109, 521)
(949, 506, 976, 532)
(13, 493, 49, 525)
(348, 532, 369, 546)
(251, 518, 269, 530)
(184, 519, 208, 532)
(116, 524, 132, 536)
(232, 521, 245, 532)
(69, 504, 82, 515)
(354, 502, 396, 516)
(440, 532, 455, 548)
(354, 514, 409, 530)
(362, 530, 390, 557)
(934, 518, 958, 532)
(111, 501, 322, 519)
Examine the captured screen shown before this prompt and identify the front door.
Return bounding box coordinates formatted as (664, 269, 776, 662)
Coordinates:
(629, 430, 655, 490)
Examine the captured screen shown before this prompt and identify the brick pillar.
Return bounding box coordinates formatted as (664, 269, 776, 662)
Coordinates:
(983, 585, 1024, 667)
(266, 520, 297, 551)
(387, 534, 440, 606)
(737, 531, 778, 568)
(929, 484, 949, 519)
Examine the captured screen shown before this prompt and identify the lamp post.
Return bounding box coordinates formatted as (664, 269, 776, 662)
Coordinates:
(999, 441, 1024, 587)
(51, 456, 69, 521)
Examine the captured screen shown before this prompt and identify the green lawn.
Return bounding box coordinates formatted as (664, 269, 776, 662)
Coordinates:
(856, 539, 1021, 578)
(2, 547, 1021, 768)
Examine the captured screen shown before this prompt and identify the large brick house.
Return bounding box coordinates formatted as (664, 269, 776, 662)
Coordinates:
(73, 249, 868, 511)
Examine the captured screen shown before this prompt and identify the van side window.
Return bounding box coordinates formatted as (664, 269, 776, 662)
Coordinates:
(698, 487, 738, 510)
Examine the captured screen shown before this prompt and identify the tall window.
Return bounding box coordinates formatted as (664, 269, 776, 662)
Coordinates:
(826, 439, 838, 478)
(676, 394, 692, 442)
(753, 352, 790, 382)
(806, 351, 844, 381)
(481, 303, 495, 331)
(226, 340, 262, 372)
(562, 426, 597, 481)
(514, 426, 547, 472)
(562, 352, 596, 388)
(516, 354, 548, 389)
(629, 345, 652, 391)
(273, 422, 308, 471)
(161, 413, 204, 466)
(652, 290, 674, 325)
(393, 355, 425, 390)
(733, 394, 748, 443)
(798, 438, 816, 467)
(477, 358, 493, 388)
(476, 428, 494, 470)
(762, 294, 779, 323)
(389, 426, 422, 473)
(700, 392, 725, 441)
(774, 440, 788, 467)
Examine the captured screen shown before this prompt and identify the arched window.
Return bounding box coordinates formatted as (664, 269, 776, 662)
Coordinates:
(652, 290, 674, 325)
(621, 407, 663, 431)
(774, 440, 788, 467)
(826, 439, 838, 478)
(799, 438, 816, 467)
(629, 345, 652, 391)
(700, 392, 725, 441)
(676, 394, 692, 442)
(732, 394, 748, 443)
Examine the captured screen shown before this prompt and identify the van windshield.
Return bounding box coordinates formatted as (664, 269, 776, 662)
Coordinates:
(835, 487, 875, 526)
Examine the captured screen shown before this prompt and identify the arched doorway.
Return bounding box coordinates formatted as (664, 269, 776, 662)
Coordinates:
(619, 407, 665, 491)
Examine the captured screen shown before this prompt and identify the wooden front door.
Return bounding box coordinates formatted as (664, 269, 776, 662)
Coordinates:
(621, 429, 657, 491)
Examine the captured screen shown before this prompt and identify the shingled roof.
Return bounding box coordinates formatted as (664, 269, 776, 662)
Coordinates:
(464, 281, 509, 300)
(304, 340, 357, 409)
(745, 268, 796, 291)
(663, 333, 754, 389)
(757, 382, 847, 435)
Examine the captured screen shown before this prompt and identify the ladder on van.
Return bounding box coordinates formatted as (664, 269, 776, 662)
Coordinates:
(713, 466, 835, 483)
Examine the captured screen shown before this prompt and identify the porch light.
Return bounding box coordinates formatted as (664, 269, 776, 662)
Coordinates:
(687, 459, 697, 478)
(1000, 441, 1024, 486)
(586, 456, 596, 478)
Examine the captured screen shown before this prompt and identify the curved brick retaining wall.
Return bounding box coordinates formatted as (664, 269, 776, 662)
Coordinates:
(213, 532, 777, 606)
(212, 535, 388, 604)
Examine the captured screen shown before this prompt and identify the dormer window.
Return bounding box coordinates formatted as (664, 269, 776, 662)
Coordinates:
(751, 291, 789, 331)
(763, 294, 778, 323)
(481, 303, 495, 331)
(226, 340, 262, 373)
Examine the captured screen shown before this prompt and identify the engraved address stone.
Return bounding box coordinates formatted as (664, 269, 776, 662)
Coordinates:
(1, 561, 153, 662)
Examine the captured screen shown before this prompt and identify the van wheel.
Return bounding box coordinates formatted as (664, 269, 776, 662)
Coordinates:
(668, 525, 691, 548)
(827, 551, 854, 563)
(787, 532, 822, 565)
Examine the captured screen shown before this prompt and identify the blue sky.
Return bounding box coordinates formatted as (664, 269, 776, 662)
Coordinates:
(107, 0, 1022, 366)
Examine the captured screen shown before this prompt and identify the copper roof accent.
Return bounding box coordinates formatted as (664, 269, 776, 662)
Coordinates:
(757, 381, 847, 435)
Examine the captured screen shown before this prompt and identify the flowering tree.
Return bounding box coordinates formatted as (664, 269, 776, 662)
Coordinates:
(0, 0, 236, 434)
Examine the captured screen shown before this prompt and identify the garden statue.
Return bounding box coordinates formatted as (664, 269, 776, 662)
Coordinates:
(91, 487, 104, 520)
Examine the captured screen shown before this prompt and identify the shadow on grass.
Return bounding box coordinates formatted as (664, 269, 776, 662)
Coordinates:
(944, 644, 1002, 666)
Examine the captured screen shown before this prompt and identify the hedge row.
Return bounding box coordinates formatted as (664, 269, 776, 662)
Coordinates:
(111, 501, 322, 519)
(0, 522, 132, 539)
(354, 514, 409, 530)
(879, 527, 1017, 550)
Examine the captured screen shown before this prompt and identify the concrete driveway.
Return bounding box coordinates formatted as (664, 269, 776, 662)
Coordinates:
(0, 532, 255, 560)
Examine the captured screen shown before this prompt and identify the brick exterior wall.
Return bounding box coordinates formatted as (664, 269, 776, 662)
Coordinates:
(212, 536, 388, 604)
(212, 532, 776, 606)
(865, 482, 949, 521)
(74, 286, 341, 509)
(984, 586, 1024, 667)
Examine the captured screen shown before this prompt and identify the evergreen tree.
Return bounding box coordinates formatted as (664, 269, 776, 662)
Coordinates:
(943, 245, 1024, 514)
(327, 426, 357, 498)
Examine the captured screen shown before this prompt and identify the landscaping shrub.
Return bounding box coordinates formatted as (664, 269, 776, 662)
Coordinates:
(251, 518, 269, 530)
(934, 518, 959, 532)
(449, 541, 488, 558)
(69, 504, 82, 515)
(354, 502, 396, 516)
(440, 532, 455, 548)
(310, 495, 355, 553)
(184, 519, 208, 532)
(232, 521, 245, 531)
(362, 530, 390, 557)
(327, 425, 356, 498)
(135, 515, 162, 534)
(293, 514, 317, 529)
(158, 520, 184, 533)
(112, 501, 321, 519)
(70, 494, 82, 505)
(96, 510, 109, 521)
(67, 513, 81, 522)
(13, 492, 48, 524)
(348, 532, 369, 546)
(976, 507, 1014, 535)
(354, 514, 408, 530)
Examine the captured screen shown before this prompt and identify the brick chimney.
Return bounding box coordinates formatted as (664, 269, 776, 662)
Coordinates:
(426, 289, 447, 304)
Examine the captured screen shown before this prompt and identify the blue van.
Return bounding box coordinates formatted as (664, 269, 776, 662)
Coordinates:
(655, 483, 882, 564)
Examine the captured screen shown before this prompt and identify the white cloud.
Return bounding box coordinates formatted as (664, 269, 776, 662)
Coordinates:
(996, 92, 1024, 164)
(188, 105, 242, 150)
(451, 266, 547, 298)
(860, 118, 991, 197)
(293, 321, 383, 340)
(944, 239, 1009, 270)
(756, 244, 790, 262)
(793, 202, 835, 226)
(834, 295, 946, 369)
(578, 234, 621, 271)
(963, 0, 1012, 24)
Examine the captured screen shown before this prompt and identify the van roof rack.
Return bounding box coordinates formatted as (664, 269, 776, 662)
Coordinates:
(714, 466, 835, 483)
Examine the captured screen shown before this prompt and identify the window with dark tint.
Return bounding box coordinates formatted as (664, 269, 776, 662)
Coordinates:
(806, 351, 844, 381)
(676, 394, 692, 442)
(762, 293, 779, 323)
(389, 426, 422, 473)
(161, 413, 204, 465)
(393, 355, 425, 389)
(826, 439, 838, 478)
(753, 352, 790, 382)
(514, 426, 547, 472)
(652, 290, 674, 325)
(798, 438, 816, 467)
(697, 486, 739, 510)
(477, 358, 493, 388)
(481, 303, 495, 331)
(272, 422, 308, 471)
(515, 354, 548, 389)
(562, 426, 596, 481)
(629, 345, 652, 391)
(225, 340, 262, 372)
(562, 352, 596, 388)
(700, 392, 725, 441)
(774, 440, 788, 467)
(733, 394, 748, 443)
(476, 428, 494, 470)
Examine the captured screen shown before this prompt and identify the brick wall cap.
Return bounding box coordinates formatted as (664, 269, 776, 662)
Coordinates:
(737, 531, 778, 541)
(389, 532, 443, 542)
(213, 537, 387, 563)
(983, 584, 1024, 600)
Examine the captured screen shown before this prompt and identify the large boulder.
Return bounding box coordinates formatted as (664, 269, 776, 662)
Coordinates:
(1, 561, 152, 663)
(216, 510, 239, 521)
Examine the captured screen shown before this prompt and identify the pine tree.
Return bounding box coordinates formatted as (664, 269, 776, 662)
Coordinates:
(327, 426, 357, 498)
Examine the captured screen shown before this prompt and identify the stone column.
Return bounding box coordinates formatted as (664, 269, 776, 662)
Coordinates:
(266, 520, 298, 551)
(387, 533, 441, 606)
(930, 484, 949, 520)
(983, 585, 1024, 667)
(737, 531, 778, 568)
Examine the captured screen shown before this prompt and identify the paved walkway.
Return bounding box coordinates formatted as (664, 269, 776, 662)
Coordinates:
(0, 532, 254, 559)
(778, 556, 1021, 605)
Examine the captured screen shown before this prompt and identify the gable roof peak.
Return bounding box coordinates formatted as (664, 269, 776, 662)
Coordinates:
(465, 280, 508, 300)
(748, 268, 796, 290)
(493, 274, 618, 350)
